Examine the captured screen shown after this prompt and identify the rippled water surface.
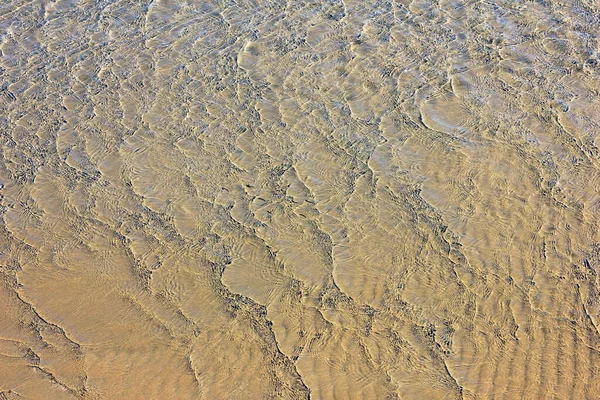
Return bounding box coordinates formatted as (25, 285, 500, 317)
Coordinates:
(2, 0, 600, 398)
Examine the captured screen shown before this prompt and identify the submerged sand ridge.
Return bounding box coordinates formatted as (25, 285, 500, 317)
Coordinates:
(1, 0, 600, 398)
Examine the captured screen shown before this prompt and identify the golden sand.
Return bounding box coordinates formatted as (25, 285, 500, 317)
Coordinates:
(1, 0, 600, 398)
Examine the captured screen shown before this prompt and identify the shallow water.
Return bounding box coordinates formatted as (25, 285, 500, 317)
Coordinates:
(1, 0, 600, 398)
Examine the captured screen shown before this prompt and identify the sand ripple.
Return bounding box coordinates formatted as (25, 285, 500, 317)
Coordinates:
(1, 0, 600, 398)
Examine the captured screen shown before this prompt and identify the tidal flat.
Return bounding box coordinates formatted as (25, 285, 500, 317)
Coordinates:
(1, 0, 600, 398)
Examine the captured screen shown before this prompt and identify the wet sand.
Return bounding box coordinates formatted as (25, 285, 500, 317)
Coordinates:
(1, 0, 600, 398)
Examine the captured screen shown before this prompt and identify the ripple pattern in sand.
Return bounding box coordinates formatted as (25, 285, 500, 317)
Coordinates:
(1, 0, 600, 398)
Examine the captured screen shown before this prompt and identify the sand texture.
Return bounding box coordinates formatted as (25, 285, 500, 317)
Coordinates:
(2, 0, 600, 398)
